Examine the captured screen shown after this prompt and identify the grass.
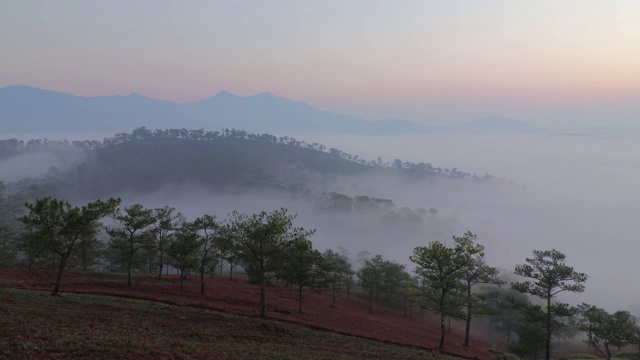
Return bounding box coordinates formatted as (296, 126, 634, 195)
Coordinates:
(0, 288, 450, 359)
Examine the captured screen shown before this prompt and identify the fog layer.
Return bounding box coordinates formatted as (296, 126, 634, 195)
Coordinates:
(6, 131, 637, 312)
(293, 132, 640, 311)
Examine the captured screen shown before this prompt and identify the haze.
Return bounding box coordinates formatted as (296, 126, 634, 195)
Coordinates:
(2, 1, 639, 314)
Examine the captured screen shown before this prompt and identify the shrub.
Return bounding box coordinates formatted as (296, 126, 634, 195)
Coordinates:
(559, 354, 599, 360)
(488, 346, 521, 360)
(613, 351, 639, 360)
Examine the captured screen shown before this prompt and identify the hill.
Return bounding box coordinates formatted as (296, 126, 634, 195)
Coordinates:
(3, 127, 482, 200)
(0, 269, 496, 359)
(71, 136, 369, 197)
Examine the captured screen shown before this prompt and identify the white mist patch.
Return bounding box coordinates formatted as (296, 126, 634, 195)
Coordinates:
(0, 149, 85, 182)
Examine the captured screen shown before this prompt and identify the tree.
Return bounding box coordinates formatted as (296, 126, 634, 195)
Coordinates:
(459, 234, 504, 346)
(231, 208, 314, 316)
(487, 286, 529, 345)
(357, 254, 385, 314)
(277, 237, 324, 313)
(356, 254, 405, 313)
(19, 196, 119, 295)
(0, 225, 18, 267)
(410, 231, 484, 349)
(167, 221, 202, 291)
(68, 225, 103, 271)
(106, 204, 156, 286)
(151, 206, 183, 279)
(192, 214, 221, 294)
(508, 300, 548, 359)
(512, 249, 588, 360)
(577, 304, 637, 360)
(322, 249, 353, 309)
(398, 274, 419, 318)
(379, 260, 407, 303)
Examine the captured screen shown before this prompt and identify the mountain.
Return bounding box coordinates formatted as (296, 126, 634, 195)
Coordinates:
(0, 85, 435, 135)
(0, 85, 182, 132)
(2, 85, 559, 136)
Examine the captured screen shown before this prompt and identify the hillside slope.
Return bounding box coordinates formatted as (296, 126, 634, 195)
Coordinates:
(0, 270, 498, 359)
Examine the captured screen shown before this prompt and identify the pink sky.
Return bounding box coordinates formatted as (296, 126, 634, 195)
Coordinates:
(1, 1, 639, 125)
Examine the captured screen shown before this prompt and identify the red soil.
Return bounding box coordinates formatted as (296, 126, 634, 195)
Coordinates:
(0, 268, 501, 359)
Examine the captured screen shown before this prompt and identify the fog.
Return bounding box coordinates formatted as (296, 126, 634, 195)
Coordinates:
(5, 131, 639, 313)
(295, 132, 640, 312)
(0, 148, 85, 182)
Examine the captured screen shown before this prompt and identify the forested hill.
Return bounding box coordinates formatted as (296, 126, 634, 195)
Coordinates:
(73, 136, 371, 196)
(2, 127, 495, 200)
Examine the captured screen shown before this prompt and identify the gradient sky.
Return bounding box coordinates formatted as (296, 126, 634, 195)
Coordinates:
(1, 0, 639, 125)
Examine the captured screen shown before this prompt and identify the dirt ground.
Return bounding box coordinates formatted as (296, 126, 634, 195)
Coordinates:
(0, 268, 502, 359)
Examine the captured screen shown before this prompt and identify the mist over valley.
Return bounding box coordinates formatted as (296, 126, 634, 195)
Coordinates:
(2, 124, 638, 312)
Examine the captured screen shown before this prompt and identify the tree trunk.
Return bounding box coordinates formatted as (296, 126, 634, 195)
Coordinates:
(404, 297, 407, 316)
(52, 262, 65, 295)
(440, 311, 446, 349)
(439, 295, 446, 349)
(219, 253, 224, 277)
(200, 264, 205, 295)
(545, 294, 552, 360)
(157, 250, 164, 279)
(259, 262, 266, 316)
(260, 274, 267, 316)
(180, 269, 184, 291)
(298, 284, 303, 313)
(127, 260, 132, 287)
(605, 343, 611, 360)
(464, 285, 472, 346)
(51, 251, 73, 296)
(331, 284, 336, 308)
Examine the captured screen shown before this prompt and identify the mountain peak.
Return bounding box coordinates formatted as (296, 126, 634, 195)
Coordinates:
(213, 90, 239, 98)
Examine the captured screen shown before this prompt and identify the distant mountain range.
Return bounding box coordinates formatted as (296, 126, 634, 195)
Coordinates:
(1, 85, 637, 137)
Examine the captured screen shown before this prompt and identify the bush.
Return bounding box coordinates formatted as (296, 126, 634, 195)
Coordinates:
(488, 346, 521, 360)
(613, 351, 639, 360)
(559, 354, 599, 360)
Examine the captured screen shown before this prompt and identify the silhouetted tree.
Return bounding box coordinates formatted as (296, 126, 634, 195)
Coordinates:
(410, 231, 484, 349)
(19, 196, 119, 295)
(151, 206, 183, 279)
(231, 208, 314, 316)
(278, 237, 324, 313)
(167, 221, 202, 291)
(512, 249, 588, 360)
(192, 214, 221, 294)
(459, 233, 504, 346)
(107, 204, 156, 286)
(576, 304, 637, 360)
(322, 249, 353, 309)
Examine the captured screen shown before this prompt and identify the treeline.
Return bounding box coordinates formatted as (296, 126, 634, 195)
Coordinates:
(2, 195, 639, 360)
(0, 127, 495, 180)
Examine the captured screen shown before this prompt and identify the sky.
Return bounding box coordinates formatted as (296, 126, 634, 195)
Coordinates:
(1, 0, 639, 125)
